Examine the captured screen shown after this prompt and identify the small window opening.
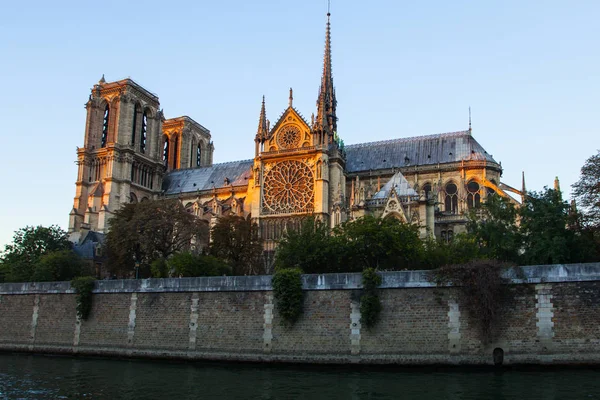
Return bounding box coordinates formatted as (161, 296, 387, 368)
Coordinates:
(101, 105, 109, 148)
(140, 111, 148, 153)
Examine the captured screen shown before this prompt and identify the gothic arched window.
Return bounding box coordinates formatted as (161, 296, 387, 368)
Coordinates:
(163, 136, 169, 167)
(101, 105, 109, 148)
(422, 183, 432, 200)
(466, 181, 481, 209)
(196, 144, 202, 167)
(444, 182, 458, 214)
(131, 104, 140, 145)
(140, 111, 148, 153)
(173, 135, 179, 169)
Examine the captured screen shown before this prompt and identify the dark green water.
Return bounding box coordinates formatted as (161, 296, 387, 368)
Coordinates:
(1, 353, 600, 399)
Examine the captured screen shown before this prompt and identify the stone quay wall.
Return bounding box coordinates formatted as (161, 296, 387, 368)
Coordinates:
(0, 263, 599, 365)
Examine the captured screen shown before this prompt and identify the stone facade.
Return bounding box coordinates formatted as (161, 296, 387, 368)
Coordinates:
(68, 12, 523, 247)
(1, 264, 599, 365)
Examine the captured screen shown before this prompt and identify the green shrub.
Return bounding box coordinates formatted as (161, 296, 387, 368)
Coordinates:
(71, 276, 95, 320)
(168, 252, 231, 277)
(33, 250, 87, 282)
(360, 268, 382, 329)
(151, 258, 169, 278)
(272, 268, 304, 326)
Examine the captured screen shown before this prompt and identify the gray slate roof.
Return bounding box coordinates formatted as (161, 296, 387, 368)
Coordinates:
(163, 131, 498, 196)
(163, 160, 253, 195)
(345, 131, 497, 173)
(371, 172, 418, 200)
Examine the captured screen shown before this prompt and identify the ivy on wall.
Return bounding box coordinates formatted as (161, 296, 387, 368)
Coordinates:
(360, 268, 382, 329)
(272, 268, 304, 326)
(71, 276, 95, 320)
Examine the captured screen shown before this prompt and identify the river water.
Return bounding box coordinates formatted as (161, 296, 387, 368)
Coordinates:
(1, 353, 600, 399)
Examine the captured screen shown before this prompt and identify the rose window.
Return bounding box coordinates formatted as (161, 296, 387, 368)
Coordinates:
(263, 160, 314, 214)
(277, 126, 301, 149)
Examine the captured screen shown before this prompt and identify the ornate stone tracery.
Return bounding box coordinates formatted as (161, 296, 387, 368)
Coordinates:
(262, 160, 314, 214)
(277, 125, 301, 149)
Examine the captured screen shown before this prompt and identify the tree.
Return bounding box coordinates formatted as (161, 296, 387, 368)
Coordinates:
(209, 215, 263, 275)
(0, 225, 73, 282)
(334, 216, 424, 271)
(153, 252, 231, 277)
(465, 194, 521, 263)
(33, 250, 88, 282)
(572, 150, 600, 228)
(274, 217, 342, 273)
(104, 199, 209, 278)
(519, 188, 577, 265)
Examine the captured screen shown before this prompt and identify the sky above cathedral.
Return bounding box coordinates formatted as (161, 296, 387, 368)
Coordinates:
(0, 0, 598, 249)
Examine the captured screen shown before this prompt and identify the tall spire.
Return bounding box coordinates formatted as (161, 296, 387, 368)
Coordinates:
(256, 95, 268, 141)
(314, 9, 337, 137)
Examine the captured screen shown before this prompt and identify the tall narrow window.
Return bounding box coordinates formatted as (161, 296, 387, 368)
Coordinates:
(163, 137, 169, 167)
(131, 104, 139, 145)
(101, 105, 109, 148)
(422, 183, 432, 200)
(173, 136, 179, 169)
(140, 111, 148, 153)
(196, 144, 202, 167)
(190, 140, 195, 168)
(444, 182, 458, 214)
(466, 181, 481, 209)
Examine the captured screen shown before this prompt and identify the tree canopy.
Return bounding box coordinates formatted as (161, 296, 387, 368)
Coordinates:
(209, 215, 263, 275)
(572, 150, 600, 228)
(0, 225, 84, 282)
(104, 199, 209, 278)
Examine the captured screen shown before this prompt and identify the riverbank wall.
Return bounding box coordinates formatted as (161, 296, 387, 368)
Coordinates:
(1, 263, 599, 365)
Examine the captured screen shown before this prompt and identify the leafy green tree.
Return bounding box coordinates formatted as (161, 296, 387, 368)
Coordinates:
(274, 217, 342, 273)
(422, 234, 482, 269)
(466, 194, 521, 263)
(209, 215, 263, 275)
(0, 225, 73, 282)
(167, 252, 231, 277)
(33, 250, 88, 282)
(519, 188, 576, 265)
(335, 216, 424, 271)
(105, 199, 209, 278)
(572, 150, 600, 228)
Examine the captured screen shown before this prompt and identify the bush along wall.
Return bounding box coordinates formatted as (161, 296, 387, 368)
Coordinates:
(71, 276, 96, 320)
(272, 268, 304, 326)
(360, 268, 382, 329)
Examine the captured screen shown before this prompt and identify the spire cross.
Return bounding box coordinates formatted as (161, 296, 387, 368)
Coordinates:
(289, 88, 293, 107)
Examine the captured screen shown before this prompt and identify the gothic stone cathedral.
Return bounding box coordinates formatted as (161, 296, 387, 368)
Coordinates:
(68, 13, 524, 251)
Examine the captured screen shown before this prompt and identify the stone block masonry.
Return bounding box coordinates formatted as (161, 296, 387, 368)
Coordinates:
(0, 263, 599, 365)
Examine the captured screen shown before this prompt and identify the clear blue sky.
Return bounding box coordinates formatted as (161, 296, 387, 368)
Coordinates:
(0, 0, 598, 249)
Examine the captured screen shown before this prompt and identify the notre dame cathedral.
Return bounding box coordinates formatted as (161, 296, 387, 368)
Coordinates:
(68, 12, 524, 251)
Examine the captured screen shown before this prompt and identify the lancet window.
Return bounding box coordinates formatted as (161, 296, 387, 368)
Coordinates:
(163, 137, 169, 167)
(101, 105, 109, 148)
(466, 181, 481, 209)
(131, 104, 140, 145)
(173, 135, 179, 169)
(197, 144, 202, 167)
(444, 182, 458, 214)
(140, 111, 148, 153)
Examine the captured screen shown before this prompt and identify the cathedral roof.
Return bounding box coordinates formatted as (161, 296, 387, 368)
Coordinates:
(345, 130, 498, 173)
(162, 160, 253, 195)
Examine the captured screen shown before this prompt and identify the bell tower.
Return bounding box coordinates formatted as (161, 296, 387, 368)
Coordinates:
(69, 77, 164, 236)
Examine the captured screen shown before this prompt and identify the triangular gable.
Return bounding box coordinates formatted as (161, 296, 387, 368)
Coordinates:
(267, 107, 311, 140)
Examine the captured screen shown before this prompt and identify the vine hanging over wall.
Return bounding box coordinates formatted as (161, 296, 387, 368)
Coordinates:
(428, 260, 511, 343)
(272, 268, 304, 326)
(360, 268, 382, 329)
(71, 276, 96, 320)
